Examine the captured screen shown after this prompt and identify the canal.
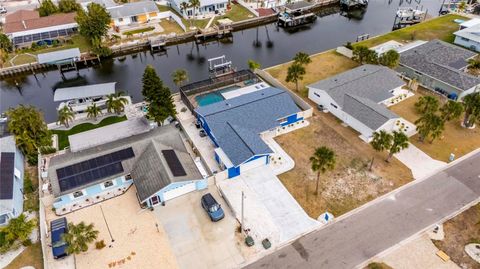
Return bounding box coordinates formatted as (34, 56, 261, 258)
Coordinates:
(0, 0, 443, 122)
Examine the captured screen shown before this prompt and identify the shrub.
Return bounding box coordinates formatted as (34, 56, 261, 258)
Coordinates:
(23, 173, 34, 194)
(22, 238, 32, 247)
(95, 240, 106, 249)
(40, 146, 57, 155)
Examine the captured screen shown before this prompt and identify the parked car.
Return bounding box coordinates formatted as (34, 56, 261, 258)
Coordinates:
(51, 217, 69, 259)
(0, 6, 6, 14)
(199, 129, 207, 137)
(201, 193, 225, 222)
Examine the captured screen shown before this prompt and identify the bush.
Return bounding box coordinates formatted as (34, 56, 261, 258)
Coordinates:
(22, 238, 32, 247)
(40, 146, 57, 155)
(27, 154, 38, 166)
(30, 42, 39, 50)
(23, 173, 34, 194)
(345, 42, 353, 49)
(95, 240, 106, 249)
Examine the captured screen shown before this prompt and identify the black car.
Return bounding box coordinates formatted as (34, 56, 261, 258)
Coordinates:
(201, 193, 225, 222)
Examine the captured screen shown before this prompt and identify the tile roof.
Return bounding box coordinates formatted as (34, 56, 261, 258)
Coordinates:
(308, 64, 405, 106)
(3, 12, 77, 34)
(399, 39, 480, 91)
(195, 87, 301, 166)
(5, 10, 39, 23)
(107, 1, 158, 19)
(343, 94, 399, 130)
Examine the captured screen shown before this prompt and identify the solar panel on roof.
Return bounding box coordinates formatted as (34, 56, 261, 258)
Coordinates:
(56, 147, 134, 193)
(162, 150, 187, 177)
(0, 152, 15, 199)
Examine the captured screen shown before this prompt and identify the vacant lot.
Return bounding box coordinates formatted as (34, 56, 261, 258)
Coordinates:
(266, 50, 359, 97)
(433, 203, 480, 269)
(276, 112, 412, 217)
(5, 242, 43, 269)
(389, 89, 480, 162)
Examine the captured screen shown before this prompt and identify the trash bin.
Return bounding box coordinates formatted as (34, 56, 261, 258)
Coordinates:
(245, 235, 254, 247)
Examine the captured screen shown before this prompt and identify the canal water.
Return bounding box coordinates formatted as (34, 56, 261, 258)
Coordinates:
(0, 0, 443, 122)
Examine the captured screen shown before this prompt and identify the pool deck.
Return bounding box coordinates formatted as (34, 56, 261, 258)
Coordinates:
(192, 81, 269, 108)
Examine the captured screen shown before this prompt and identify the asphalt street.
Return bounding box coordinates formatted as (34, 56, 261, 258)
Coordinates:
(245, 151, 480, 269)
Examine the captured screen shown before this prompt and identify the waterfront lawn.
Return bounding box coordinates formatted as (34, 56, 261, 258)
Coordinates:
(52, 115, 127, 150)
(5, 242, 43, 269)
(389, 89, 480, 162)
(216, 3, 255, 22)
(266, 50, 360, 97)
(357, 14, 467, 48)
(123, 27, 155, 36)
(160, 20, 185, 34)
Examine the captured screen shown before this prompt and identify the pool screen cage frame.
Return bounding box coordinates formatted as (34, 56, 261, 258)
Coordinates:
(179, 69, 260, 113)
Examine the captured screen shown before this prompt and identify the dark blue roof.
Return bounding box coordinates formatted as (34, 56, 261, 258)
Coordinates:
(195, 87, 301, 166)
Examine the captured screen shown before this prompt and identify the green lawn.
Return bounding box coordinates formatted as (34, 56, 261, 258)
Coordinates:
(52, 115, 127, 150)
(123, 27, 156, 36)
(357, 14, 467, 48)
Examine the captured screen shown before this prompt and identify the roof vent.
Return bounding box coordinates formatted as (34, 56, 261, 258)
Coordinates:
(22, 20, 27, 29)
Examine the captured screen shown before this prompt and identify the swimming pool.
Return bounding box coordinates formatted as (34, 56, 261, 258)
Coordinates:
(195, 85, 241, 107)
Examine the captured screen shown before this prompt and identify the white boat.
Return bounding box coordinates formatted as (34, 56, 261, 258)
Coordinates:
(396, 7, 426, 19)
(54, 82, 117, 113)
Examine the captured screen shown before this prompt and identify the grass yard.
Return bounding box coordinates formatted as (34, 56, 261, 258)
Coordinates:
(266, 50, 360, 97)
(432, 203, 480, 269)
(357, 14, 467, 48)
(23, 165, 40, 213)
(276, 113, 413, 217)
(160, 20, 185, 34)
(389, 89, 480, 162)
(216, 3, 255, 22)
(5, 242, 43, 269)
(123, 27, 156, 36)
(52, 115, 127, 150)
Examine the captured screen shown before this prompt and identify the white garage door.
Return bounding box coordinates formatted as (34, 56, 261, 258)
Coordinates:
(163, 182, 196, 201)
(241, 156, 267, 173)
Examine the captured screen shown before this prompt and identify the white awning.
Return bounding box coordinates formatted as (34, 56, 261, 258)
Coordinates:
(54, 82, 117, 101)
(37, 48, 81, 64)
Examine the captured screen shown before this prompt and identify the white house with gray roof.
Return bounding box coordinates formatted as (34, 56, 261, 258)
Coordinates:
(398, 39, 480, 100)
(308, 65, 405, 142)
(454, 18, 480, 52)
(169, 0, 228, 19)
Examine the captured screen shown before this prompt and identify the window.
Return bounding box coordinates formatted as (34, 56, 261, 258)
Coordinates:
(0, 214, 8, 225)
(314, 92, 320, 98)
(330, 103, 338, 109)
(103, 181, 114, 188)
(461, 37, 470, 41)
(151, 195, 160, 205)
(118, 18, 123, 22)
(73, 191, 84, 198)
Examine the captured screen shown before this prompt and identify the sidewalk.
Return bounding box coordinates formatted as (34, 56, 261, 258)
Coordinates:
(395, 143, 447, 180)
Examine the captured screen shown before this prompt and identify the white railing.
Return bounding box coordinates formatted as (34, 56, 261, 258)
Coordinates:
(157, 11, 188, 32)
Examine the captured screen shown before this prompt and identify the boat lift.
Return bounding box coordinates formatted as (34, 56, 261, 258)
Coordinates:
(208, 55, 234, 78)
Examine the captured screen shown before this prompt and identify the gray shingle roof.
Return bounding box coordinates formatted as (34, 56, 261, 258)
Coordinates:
(195, 87, 301, 166)
(308, 64, 405, 106)
(343, 94, 399, 130)
(107, 1, 158, 19)
(399, 39, 480, 91)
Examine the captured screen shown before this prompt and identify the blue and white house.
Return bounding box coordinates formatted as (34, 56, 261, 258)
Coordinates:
(49, 124, 206, 214)
(0, 135, 25, 226)
(195, 87, 303, 178)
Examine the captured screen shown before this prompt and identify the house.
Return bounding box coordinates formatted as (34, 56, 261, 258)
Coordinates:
(454, 18, 480, 52)
(48, 124, 206, 214)
(195, 87, 303, 178)
(308, 65, 407, 142)
(398, 39, 480, 100)
(107, 1, 160, 28)
(3, 10, 78, 47)
(169, 0, 228, 18)
(0, 135, 25, 226)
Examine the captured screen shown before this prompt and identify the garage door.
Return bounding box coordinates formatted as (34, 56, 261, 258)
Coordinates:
(241, 156, 267, 173)
(163, 182, 196, 201)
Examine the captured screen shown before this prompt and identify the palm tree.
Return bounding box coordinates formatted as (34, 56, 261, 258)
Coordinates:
(106, 92, 129, 115)
(63, 222, 99, 256)
(172, 69, 189, 87)
(286, 62, 306, 92)
(247, 59, 261, 71)
(310, 147, 336, 196)
(86, 103, 102, 121)
(3, 214, 37, 244)
(57, 106, 75, 128)
(386, 131, 409, 162)
(462, 92, 480, 128)
(440, 100, 464, 122)
(180, 2, 191, 27)
(189, 0, 200, 20)
(415, 113, 443, 143)
(293, 51, 312, 66)
(415, 96, 439, 115)
(369, 130, 392, 170)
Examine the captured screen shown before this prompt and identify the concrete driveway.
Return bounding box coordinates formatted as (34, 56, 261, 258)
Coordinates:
(154, 187, 246, 269)
(395, 143, 447, 180)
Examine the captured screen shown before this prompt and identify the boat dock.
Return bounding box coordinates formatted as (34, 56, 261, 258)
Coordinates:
(278, 1, 317, 28)
(392, 6, 427, 30)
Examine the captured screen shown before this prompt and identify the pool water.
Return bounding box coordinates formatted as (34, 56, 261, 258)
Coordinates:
(195, 85, 241, 107)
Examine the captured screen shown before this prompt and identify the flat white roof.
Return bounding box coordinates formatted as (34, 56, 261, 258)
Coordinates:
(221, 82, 269, 100)
(460, 18, 480, 28)
(37, 48, 81, 64)
(54, 82, 116, 101)
(370, 40, 403, 55)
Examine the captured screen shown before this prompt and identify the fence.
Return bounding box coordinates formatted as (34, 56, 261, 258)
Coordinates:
(157, 11, 187, 32)
(236, 0, 260, 17)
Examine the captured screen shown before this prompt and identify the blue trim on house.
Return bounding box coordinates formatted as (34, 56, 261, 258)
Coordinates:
(198, 115, 218, 147)
(228, 166, 241, 178)
(280, 114, 303, 126)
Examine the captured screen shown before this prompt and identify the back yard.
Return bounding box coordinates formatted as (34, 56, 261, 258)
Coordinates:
(389, 89, 480, 162)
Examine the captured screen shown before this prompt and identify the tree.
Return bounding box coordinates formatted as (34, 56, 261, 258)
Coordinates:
(293, 52, 311, 66)
(38, 0, 58, 17)
(86, 103, 102, 121)
(370, 130, 392, 169)
(458, 1, 466, 12)
(378, 50, 400, 68)
(386, 131, 409, 162)
(310, 147, 336, 195)
(57, 106, 75, 128)
(352, 45, 377, 64)
(180, 2, 191, 26)
(415, 112, 444, 143)
(0, 33, 12, 54)
(172, 69, 189, 87)
(142, 65, 176, 124)
(247, 59, 261, 71)
(286, 62, 306, 92)
(189, 0, 200, 19)
(462, 92, 480, 128)
(415, 96, 439, 114)
(63, 222, 99, 255)
(58, 0, 80, 13)
(106, 92, 129, 115)
(75, 3, 111, 46)
(3, 214, 37, 244)
(6, 105, 52, 164)
(440, 100, 464, 122)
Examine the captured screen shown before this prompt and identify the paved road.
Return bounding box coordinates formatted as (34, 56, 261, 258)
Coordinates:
(245, 151, 480, 269)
